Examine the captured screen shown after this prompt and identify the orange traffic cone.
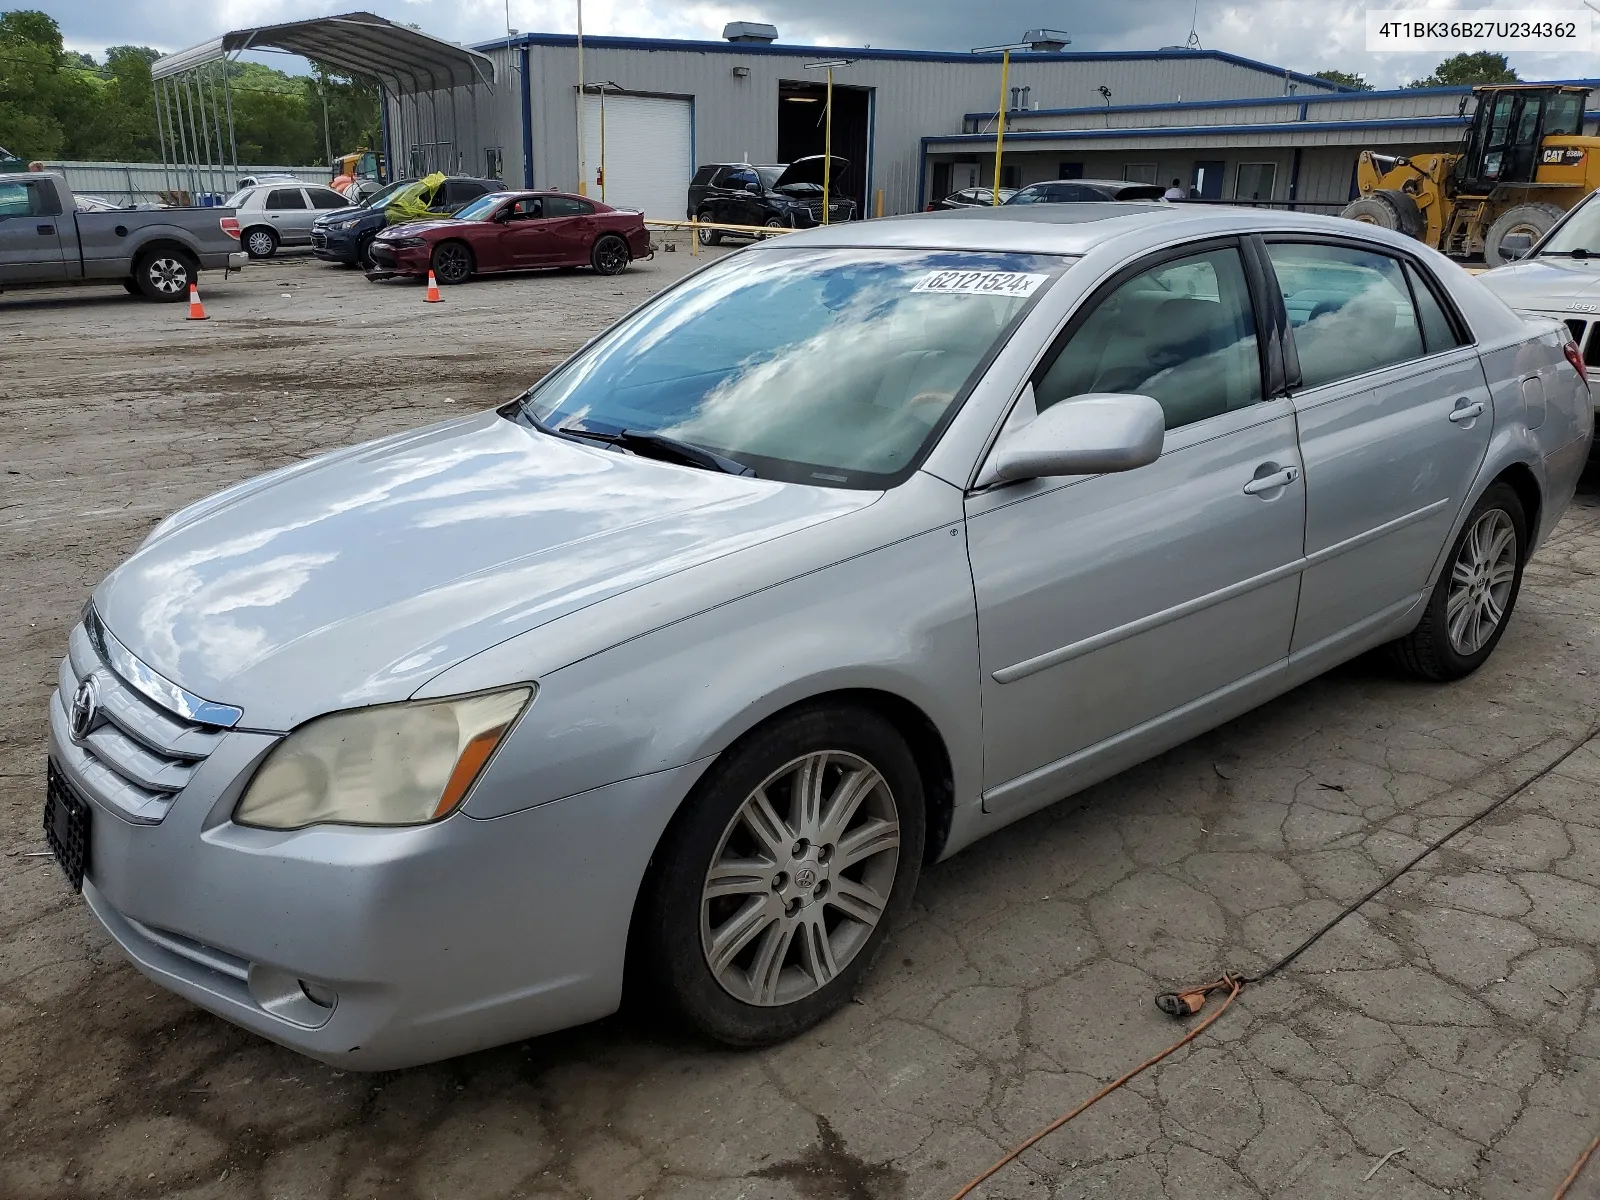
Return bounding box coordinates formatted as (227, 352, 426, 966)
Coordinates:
(424, 271, 442, 303)
(186, 283, 208, 321)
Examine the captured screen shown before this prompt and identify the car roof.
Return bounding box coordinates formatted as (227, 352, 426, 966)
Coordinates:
(776, 203, 1441, 258)
(1020, 179, 1155, 190)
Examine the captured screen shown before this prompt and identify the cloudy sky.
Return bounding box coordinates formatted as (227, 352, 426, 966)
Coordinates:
(45, 0, 1600, 88)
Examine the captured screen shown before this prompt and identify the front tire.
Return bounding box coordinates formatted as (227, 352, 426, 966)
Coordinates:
(132, 250, 196, 301)
(1340, 195, 1402, 230)
(243, 226, 278, 259)
(355, 234, 376, 270)
(697, 209, 721, 246)
(638, 705, 925, 1046)
(430, 240, 473, 285)
(1391, 482, 1527, 681)
(590, 233, 630, 276)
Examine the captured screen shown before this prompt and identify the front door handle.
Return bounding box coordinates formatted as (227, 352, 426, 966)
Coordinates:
(1243, 465, 1300, 496)
(36, 223, 53, 235)
(1448, 400, 1486, 423)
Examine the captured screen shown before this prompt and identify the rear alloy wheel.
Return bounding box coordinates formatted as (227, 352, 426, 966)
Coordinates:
(697, 209, 721, 246)
(590, 234, 630, 276)
(243, 227, 278, 259)
(639, 705, 924, 1045)
(1391, 483, 1527, 681)
(133, 250, 196, 301)
(430, 241, 473, 285)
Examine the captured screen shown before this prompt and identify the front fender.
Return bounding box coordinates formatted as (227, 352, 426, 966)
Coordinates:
(455, 521, 983, 824)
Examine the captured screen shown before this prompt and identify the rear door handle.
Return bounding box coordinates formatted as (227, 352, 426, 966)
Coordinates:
(1449, 400, 1485, 423)
(36, 223, 53, 235)
(1243, 465, 1300, 495)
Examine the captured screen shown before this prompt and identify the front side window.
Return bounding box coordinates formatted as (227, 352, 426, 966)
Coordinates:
(0, 180, 53, 216)
(1035, 246, 1263, 431)
(265, 189, 307, 210)
(725, 168, 760, 192)
(1266, 242, 1425, 389)
(518, 248, 1069, 487)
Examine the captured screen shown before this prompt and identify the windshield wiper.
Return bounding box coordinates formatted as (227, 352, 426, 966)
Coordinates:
(554, 424, 756, 477)
(1542, 248, 1597, 258)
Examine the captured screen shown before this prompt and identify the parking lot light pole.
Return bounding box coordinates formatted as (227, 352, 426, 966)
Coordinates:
(804, 59, 853, 224)
(972, 41, 1034, 204)
(576, 0, 586, 195)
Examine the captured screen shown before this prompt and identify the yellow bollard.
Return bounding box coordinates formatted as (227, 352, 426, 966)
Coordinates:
(875, 188, 884, 218)
(689, 216, 698, 256)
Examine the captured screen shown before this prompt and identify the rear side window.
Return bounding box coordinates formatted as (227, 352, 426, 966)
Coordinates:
(1404, 262, 1466, 353)
(544, 196, 595, 217)
(1035, 246, 1263, 430)
(1266, 242, 1425, 390)
(308, 188, 348, 209)
(691, 166, 720, 186)
(265, 189, 307, 210)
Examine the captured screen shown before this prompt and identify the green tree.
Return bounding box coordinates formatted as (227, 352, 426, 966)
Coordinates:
(1311, 69, 1374, 91)
(0, 9, 98, 158)
(1406, 51, 1520, 88)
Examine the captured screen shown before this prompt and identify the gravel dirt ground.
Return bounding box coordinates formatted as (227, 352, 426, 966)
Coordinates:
(4, 250, 1600, 1200)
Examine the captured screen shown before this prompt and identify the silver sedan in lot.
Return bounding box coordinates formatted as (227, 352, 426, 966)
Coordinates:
(45, 204, 1591, 1069)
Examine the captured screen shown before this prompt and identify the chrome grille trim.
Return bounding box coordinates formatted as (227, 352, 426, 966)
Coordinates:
(84, 607, 243, 728)
(54, 616, 233, 824)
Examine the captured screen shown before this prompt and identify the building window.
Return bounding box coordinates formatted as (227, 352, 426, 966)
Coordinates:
(1122, 163, 1158, 184)
(1235, 162, 1278, 202)
(1058, 162, 1084, 179)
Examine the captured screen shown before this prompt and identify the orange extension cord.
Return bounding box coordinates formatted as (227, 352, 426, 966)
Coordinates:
(948, 975, 1243, 1200)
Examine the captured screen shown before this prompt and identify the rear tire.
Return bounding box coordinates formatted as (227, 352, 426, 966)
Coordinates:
(1340, 195, 1402, 230)
(1390, 483, 1527, 681)
(697, 209, 721, 246)
(590, 233, 630, 276)
(243, 227, 278, 259)
(132, 250, 196, 301)
(1485, 203, 1566, 268)
(637, 704, 925, 1046)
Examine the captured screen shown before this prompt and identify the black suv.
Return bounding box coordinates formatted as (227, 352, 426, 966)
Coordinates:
(687, 157, 856, 244)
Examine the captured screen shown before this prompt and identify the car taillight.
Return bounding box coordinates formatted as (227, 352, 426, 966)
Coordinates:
(925, 204, 936, 211)
(1564, 340, 1589, 387)
(219, 216, 240, 240)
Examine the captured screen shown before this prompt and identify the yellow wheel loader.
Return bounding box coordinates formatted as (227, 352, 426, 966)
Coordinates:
(1342, 84, 1599, 267)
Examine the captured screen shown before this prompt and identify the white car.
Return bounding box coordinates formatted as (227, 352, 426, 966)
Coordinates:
(223, 181, 358, 259)
(1478, 190, 1600, 408)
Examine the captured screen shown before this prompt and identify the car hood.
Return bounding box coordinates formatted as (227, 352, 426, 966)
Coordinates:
(1477, 256, 1600, 310)
(313, 204, 366, 224)
(94, 412, 876, 730)
(772, 155, 849, 190)
(378, 218, 456, 237)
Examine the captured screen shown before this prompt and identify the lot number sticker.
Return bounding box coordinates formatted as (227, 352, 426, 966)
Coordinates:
(912, 270, 1048, 298)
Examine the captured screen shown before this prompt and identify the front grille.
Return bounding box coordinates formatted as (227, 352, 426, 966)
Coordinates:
(53, 620, 224, 823)
(311, 232, 327, 249)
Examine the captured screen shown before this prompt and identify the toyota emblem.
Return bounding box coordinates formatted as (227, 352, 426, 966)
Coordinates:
(793, 867, 817, 889)
(69, 676, 100, 742)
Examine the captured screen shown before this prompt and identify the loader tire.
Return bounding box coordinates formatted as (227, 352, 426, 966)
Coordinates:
(1340, 195, 1403, 230)
(1484, 203, 1566, 268)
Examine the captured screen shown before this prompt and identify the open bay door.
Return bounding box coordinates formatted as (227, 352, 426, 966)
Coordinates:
(581, 93, 693, 219)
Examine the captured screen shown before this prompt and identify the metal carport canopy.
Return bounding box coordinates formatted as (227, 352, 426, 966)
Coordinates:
(151, 11, 494, 91)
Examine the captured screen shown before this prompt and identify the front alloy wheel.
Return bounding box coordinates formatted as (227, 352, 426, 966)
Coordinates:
(431, 241, 472, 284)
(701, 751, 900, 1007)
(638, 705, 924, 1045)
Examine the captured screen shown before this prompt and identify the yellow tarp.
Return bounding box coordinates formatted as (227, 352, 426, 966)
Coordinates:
(384, 172, 446, 224)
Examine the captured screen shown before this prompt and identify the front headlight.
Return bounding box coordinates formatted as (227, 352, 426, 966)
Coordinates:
(332, 218, 360, 231)
(387, 236, 425, 249)
(234, 687, 533, 830)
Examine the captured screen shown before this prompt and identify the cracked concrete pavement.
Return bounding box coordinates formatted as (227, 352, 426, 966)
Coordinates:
(3, 252, 1600, 1199)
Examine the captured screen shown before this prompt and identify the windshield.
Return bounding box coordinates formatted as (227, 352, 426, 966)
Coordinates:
(517, 248, 1068, 488)
(1537, 195, 1600, 256)
(453, 193, 511, 221)
(756, 166, 786, 189)
(1006, 186, 1052, 205)
(358, 180, 409, 210)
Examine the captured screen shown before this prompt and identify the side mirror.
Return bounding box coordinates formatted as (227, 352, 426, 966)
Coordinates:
(985, 392, 1165, 484)
(1498, 232, 1535, 261)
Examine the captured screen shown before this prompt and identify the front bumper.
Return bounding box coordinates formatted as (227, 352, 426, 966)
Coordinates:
(47, 681, 708, 1069)
(311, 227, 361, 263)
(364, 241, 429, 279)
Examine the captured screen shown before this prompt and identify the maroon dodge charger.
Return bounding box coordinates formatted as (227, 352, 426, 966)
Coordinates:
(367, 190, 653, 284)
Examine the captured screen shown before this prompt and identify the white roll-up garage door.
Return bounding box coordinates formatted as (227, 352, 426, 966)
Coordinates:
(581, 94, 693, 220)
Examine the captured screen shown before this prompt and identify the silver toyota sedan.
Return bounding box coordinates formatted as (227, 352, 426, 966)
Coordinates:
(46, 204, 1592, 1069)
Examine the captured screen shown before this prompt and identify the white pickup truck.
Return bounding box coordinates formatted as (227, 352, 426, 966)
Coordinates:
(1478, 189, 1600, 409)
(0, 172, 246, 301)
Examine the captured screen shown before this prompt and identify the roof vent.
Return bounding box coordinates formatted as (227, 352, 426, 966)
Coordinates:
(723, 21, 778, 43)
(1023, 28, 1071, 52)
